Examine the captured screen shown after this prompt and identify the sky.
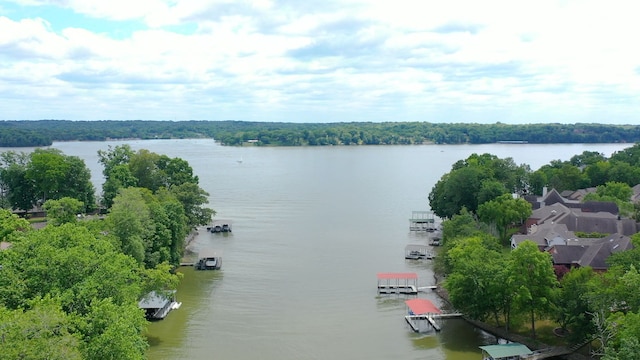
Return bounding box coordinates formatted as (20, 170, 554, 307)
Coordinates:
(0, 0, 639, 124)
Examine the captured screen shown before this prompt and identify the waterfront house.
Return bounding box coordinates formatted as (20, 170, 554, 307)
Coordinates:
(547, 234, 632, 273)
(511, 187, 637, 275)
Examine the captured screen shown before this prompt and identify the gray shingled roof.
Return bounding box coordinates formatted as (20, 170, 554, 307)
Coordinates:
(549, 233, 633, 270)
(549, 245, 587, 265)
(511, 223, 575, 248)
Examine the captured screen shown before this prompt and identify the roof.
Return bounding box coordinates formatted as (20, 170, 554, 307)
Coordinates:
(405, 298, 441, 315)
(377, 272, 417, 280)
(549, 245, 587, 265)
(138, 290, 175, 309)
(549, 233, 633, 270)
(404, 244, 429, 252)
(511, 223, 575, 248)
(479, 343, 533, 359)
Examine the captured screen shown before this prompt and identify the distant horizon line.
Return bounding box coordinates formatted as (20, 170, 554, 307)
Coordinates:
(1, 119, 638, 126)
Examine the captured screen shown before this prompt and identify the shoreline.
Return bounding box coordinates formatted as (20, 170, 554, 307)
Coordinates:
(433, 275, 591, 359)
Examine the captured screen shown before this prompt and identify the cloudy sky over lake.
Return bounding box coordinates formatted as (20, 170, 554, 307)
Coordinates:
(1, 0, 638, 124)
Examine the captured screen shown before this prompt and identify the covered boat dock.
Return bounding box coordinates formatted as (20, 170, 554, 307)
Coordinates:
(409, 211, 438, 231)
(404, 298, 442, 332)
(404, 244, 435, 260)
(377, 272, 418, 294)
(138, 290, 180, 320)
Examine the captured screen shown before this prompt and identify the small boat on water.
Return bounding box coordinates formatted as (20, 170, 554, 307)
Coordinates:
(207, 220, 232, 233)
(404, 244, 435, 260)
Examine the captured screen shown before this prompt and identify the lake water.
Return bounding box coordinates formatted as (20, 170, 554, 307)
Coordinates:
(5, 140, 632, 359)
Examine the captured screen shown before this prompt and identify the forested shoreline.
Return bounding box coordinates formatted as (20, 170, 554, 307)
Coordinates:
(0, 145, 214, 358)
(2, 120, 640, 147)
(430, 144, 640, 358)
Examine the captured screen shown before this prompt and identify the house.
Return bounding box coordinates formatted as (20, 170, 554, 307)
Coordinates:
(511, 187, 637, 274)
(511, 220, 575, 250)
(547, 234, 633, 273)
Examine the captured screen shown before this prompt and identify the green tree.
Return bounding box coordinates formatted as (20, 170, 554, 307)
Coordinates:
(444, 237, 512, 327)
(43, 197, 84, 226)
(529, 170, 547, 196)
(97, 145, 134, 177)
(583, 181, 634, 217)
(0, 153, 38, 213)
(584, 161, 611, 187)
(0, 298, 82, 360)
(477, 179, 509, 205)
(25, 149, 96, 212)
(106, 188, 150, 265)
(429, 153, 530, 219)
(0, 221, 180, 358)
(509, 241, 558, 339)
(169, 182, 215, 227)
(100, 164, 138, 209)
(429, 166, 485, 218)
(77, 298, 148, 360)
(602, 312, 640, 360)
(129, 149, 162, 192)
(477, 194, 532, 245)
(98, 145, 136, 209)
(554, 267, 595, 342)
(0, 208, 31, 242)
(570, 151, 606, 167)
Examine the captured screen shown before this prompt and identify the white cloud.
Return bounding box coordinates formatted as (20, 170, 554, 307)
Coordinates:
(0, 0, 639, 123)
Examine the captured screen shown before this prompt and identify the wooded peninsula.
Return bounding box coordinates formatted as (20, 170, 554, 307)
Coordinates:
(2, 120, 640, 147)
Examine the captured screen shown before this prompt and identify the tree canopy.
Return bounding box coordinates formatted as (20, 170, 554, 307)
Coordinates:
(0, 149, 96, 213)
(0, 222, 180, 358)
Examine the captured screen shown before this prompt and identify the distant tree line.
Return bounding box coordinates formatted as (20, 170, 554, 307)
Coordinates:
(2, 120, 640, 147)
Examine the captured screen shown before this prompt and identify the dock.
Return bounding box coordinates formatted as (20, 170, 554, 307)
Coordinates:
(409, 211, 439, 231)
(404, 244, 435, 260)
(377, 272, 418, 294)
(194, 249, 222, 270)
(417, 285, 437, 292)
(138, 290, 180, 320)
(404, 298, 445, 332)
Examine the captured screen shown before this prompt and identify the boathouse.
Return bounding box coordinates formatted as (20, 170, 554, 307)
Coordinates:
(479, 343, 533, 360)
(409, 211, 438, 231)
(138, 290, 180, 320)
(377, 272, 418, 294)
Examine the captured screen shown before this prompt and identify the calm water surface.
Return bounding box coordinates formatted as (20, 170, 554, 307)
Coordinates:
(13, 140, 631, 360)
